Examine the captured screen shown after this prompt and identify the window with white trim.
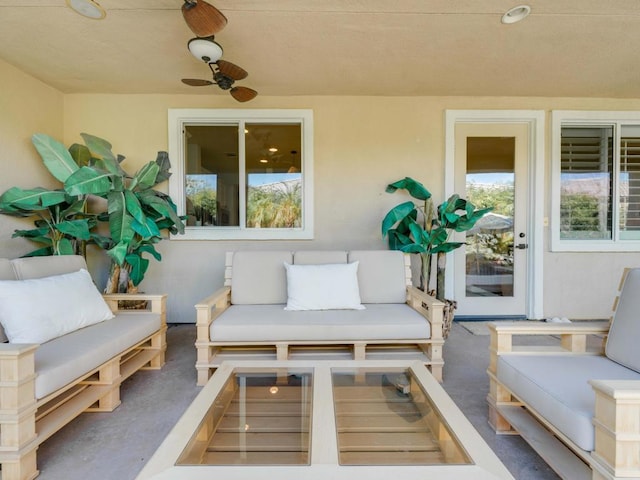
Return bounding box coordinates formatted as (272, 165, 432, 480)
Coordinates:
(168, 109, 314, 240)
(552, 111, 640, 251)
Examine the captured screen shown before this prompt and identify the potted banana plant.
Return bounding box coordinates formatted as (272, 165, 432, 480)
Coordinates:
(0, 133, 185, 294)
(382, 177, 492, 336)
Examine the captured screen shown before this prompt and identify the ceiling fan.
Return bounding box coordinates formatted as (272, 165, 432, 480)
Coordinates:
(181, 0, 258, 102)
(182, 59, 258, 103)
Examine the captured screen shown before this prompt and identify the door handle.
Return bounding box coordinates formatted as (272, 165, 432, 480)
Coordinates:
(515, 243, 528, 250)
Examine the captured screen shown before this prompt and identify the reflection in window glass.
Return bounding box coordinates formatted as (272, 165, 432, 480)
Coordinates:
(620, 126, 640, 240)
(465, 137, 515, 298)
(184, 125, 239, 227)
(560, 127, 613, 240)
(245, 124, 302, 228)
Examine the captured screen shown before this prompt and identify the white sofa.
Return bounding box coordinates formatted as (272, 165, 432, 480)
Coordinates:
(0, 255, 167, 480)
(487, 268, 640, 480)
(195, 250, 446, 386)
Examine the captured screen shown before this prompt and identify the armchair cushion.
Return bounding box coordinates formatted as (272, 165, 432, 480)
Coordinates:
(497, 354, 640, 451)
(606, 268, 640, 373)
(0, 269, 114, 344)
(284, 262, 365, 311)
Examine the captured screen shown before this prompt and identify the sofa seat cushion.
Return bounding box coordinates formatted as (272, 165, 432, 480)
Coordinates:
(210, 304, 430, 342)
(497, 354, 640, 452)
(34, 312, 161, 399)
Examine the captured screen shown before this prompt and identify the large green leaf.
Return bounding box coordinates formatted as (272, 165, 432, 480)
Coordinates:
(387, 229, 412, 250)
(32, 133, 80, 183)
(108, 191, 135, 244)
(431, 242, 464, 254)
(385, 177, 431, 201)
(68, 143, 92, 167)
(124, 190, 146, 225)
(381, 201, 416, 236)
(154, 151, 172, 184)
(65, 167, 112, 196)
(0, 187, 67, 213)
(107, 241, 128, 265)
(22, 246, 55, 257)
(55, 219, 92, 240)
(125, 254, 149, 286)
(137, 243, 162, 262)
(55, 238, 75, 255)
(80, 133, 116, 162)
(130, 162, 159, 191)
(138, 190, 185, 234)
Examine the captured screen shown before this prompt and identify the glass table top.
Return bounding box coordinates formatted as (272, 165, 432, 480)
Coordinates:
(177, 366, 469, 467)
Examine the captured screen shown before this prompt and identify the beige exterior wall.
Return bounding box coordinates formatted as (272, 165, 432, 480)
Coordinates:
(3, 69, 640, 321)
(0, 58, 64, 257)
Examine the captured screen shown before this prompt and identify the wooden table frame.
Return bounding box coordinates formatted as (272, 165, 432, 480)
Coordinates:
(137, 360, 513, 480)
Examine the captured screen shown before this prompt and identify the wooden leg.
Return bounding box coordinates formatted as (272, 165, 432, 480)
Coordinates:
(145, 329, 166, 369)
(429, 364, 443, 383)
(276, 343, 289, 361)
(353, 343, 366, 360)
(487, 377, 516, 433)
(197, 368, 212, 386)
(1, 447, 39, 480)
(87, 358, 121, 412)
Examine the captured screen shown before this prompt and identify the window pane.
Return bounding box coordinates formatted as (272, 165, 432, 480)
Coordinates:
(620, 126, 640, 240)
(245, 124, 302, 228)
(465, 137, 514, 298)
(184, 125, 239, 227)
(560, 127, 613, 240)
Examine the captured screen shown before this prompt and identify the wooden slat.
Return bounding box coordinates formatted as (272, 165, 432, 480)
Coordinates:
(217, 416, 309, 433)
(336, 414, 428, 432)
(202, 450, 308, 465)
(497, 405, 591, 479)
(338, 431, 438, 451)
(334, 402, 421, 416)
(225, 401, 309, 416)
(208, 432, 309, 451)
(340, 450, 446, 465)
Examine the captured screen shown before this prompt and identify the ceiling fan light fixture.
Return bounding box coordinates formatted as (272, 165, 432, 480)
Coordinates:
(66, 0, 106, 19)
(501, 5, 530, 24)
(187, 37, 223, 63)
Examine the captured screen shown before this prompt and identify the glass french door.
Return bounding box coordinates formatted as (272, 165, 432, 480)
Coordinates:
(453, 123, 529, 317)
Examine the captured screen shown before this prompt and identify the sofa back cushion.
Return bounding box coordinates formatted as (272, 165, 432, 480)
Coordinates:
(606, 268, 640, 373)
(12, 255, 88, 279)
(0, 259, 16, 280)
(293, 250, 347, 265)
(231, 251, 293, 305)
(348, 250, 408, 303)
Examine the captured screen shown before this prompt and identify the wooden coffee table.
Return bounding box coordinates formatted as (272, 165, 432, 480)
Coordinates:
(137, 360, 513, 479)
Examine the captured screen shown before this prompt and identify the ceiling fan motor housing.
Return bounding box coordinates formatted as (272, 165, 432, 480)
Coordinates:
(214, 71, 234, 90)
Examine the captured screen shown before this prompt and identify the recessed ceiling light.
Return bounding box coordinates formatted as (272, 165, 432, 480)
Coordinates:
(501, 5, 530, 24)
(66, 0, 106, 19)
(259, 159, 268, 164)
(268, 147, 278, 153)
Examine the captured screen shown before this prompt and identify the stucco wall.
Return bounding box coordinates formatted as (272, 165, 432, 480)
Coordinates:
(3, 71, 640, 321)
(0, 58, 64, 258)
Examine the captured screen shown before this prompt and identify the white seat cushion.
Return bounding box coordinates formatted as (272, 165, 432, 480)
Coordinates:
(210, 304, 431, 342)
(34, 312, 161, 399)
(497, 354, 640, 452)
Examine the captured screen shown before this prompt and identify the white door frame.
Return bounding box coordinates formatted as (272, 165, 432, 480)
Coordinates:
(444, 110, 545, 320)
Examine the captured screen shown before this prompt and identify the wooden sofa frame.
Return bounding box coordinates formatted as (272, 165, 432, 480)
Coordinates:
(0, 293, 167, 480)
(195, 253, 446, 386)
(487, 271, 640, 480)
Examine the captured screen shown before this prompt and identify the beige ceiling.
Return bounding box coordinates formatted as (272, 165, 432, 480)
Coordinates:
(0, 0, 639, 98)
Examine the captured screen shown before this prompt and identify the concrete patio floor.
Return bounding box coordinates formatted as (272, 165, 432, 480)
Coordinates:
(35, 322, 560, 480)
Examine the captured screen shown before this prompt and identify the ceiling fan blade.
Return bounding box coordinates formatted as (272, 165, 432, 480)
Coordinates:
(216, 60, 248, 81)
(182, 78, 214, 86)
(230, 86, 258, 102)
(182, 0, 227, 37)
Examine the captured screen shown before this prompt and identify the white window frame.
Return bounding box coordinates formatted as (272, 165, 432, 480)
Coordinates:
(168, 108, 314, 240)
(551, 110, 640, 252)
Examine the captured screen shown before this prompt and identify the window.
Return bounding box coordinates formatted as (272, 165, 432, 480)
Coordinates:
(551, 111, 640, 251)
(168, 109, 313, 240)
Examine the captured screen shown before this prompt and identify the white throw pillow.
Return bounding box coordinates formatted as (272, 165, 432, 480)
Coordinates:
(284, 262, 365, 310)
(0, 268, 114, 344)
